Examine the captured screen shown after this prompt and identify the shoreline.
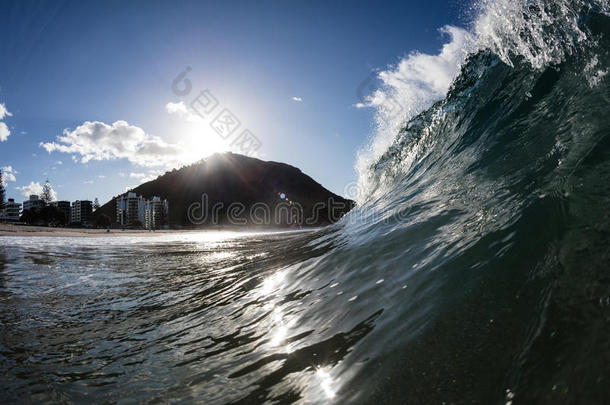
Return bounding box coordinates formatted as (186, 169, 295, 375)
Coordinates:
(0, 224, 189, 237)
(0, 224, 312, 237)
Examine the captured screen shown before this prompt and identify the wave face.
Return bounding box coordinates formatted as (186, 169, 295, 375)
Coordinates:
(343, 0, 610, 400)
(1, 1, 610, 404)
(343, 0, 610, 402)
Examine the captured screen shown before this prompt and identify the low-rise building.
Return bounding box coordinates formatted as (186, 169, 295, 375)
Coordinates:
(71, 200, 92, 225)
(1, 198, 22, 222)
(23, 195, 44, 211)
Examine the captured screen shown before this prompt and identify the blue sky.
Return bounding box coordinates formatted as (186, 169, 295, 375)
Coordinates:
(0, 0, 465, 204)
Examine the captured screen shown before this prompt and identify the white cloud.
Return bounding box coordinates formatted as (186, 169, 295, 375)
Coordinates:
(18, 181, 42, 198)
(130, 171, 160, 183)
(56, 160, 63, 165)
(40, 120, 185, 168)
(0, 123, 9, 142)
(0, 103, 11, 120)
(1, 166, 17, 183)
(0, 103, 12, 142)
(17, 181, 58, 200)
(165, 101, 202, 122)
(97, 175, 105, 179)
(291, 96, 303, 102)
(166, 101, 189, 116)
(83, 180, 94, 184)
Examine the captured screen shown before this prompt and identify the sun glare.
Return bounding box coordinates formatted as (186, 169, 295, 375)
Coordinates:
(183, 124, 230, 161)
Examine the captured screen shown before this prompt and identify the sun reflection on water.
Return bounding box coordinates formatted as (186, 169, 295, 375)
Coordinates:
(260, 270, 287, 296)
(260, 271, 296, 351)
(257, 267, 339, 401)
(316, 367, 336, 399)
(270, 324, 288, 346)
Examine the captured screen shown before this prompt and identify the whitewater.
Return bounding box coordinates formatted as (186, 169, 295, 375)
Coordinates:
(1, 0, 610, 403)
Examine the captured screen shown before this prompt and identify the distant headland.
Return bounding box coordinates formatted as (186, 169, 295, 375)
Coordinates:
(94, 152, 355, 229)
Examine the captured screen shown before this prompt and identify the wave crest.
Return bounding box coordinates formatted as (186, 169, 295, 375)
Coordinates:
(355, 0, 608, 202)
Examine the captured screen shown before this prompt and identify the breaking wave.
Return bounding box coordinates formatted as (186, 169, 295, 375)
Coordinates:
(2, 1, 610, 403)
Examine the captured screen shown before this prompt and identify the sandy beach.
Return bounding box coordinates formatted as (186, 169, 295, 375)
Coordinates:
(0, 223, 186, 237)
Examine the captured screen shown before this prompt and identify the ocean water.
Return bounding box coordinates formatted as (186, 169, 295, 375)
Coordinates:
(3, 0, 610, 403)
(0, 231, 349, 403)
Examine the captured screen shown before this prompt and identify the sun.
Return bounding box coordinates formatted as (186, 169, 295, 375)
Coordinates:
(183, 123, 231, 161)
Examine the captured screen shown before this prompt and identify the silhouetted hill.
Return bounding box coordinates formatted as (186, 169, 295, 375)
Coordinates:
(96, 153, 355, 228)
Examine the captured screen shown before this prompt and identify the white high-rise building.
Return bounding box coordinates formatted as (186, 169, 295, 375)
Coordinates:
(71, 200, 92, 225)
(145, 197, 169, 230)
(116, 192, 146, 226)
(117, 193, 168, 228)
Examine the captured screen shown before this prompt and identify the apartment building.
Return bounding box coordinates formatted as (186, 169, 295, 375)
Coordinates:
(116, 192, 146, 226)
(71, 200, 93, 225)
(144, 197, 169, 230)
(23, 195, 44, 211)
(0, 198, 22, 222)
(51, 201, 71, 222)
(117, 193, 168, 228)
